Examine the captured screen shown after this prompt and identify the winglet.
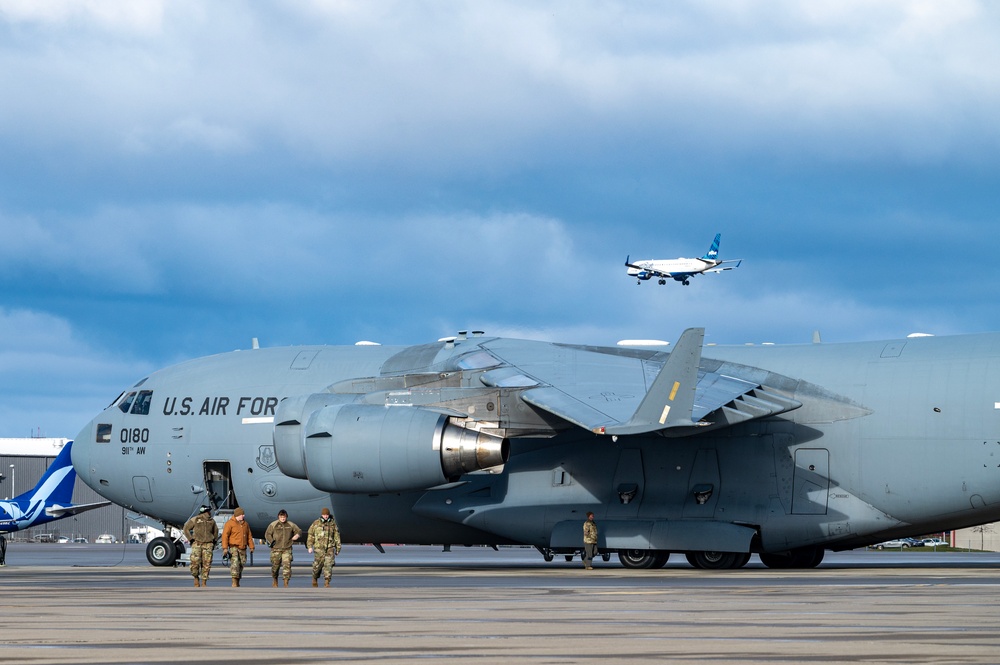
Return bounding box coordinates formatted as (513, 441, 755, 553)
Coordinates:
(600, 327, 704, 436)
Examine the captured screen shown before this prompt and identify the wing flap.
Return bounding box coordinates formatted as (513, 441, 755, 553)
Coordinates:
(514, 328, 800, 437)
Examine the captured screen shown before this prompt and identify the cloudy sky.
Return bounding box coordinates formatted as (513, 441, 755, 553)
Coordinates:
(2, 1, 999, 438)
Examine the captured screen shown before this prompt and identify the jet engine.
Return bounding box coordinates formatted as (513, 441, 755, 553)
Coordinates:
(274, 397, 508, 493)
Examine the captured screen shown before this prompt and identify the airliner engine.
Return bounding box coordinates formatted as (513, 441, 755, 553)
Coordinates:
(274, 395, 508, 493)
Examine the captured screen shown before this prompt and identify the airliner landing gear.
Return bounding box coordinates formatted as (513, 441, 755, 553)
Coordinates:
(658, 279, 666, 285)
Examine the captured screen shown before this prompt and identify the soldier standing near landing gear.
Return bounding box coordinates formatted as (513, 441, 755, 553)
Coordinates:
(264, 509, 301, 587)
(307, 507, 341, 587)
(582, 511, 599, 570)
(221, 507, 254, 587)
(183, 505, 218, 587)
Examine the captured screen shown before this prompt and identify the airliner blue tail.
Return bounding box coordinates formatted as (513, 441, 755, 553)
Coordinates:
(33, 441, 78, 507)
(702, 233, 722, 260)
(1, 441, 109, 535)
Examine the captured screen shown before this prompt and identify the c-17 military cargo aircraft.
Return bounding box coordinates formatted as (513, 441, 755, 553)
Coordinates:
(72, 327, 1000, 569)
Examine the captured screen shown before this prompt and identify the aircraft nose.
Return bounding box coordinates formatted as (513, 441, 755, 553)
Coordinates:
(71, 421, 94, 485)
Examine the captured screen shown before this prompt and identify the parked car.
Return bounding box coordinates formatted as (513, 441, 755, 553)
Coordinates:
(94, 534, 117, 544)
(57, 536, 70, 543)
(922, 538, 948, 547)
(875, 538, 917, 549)
(72, 537, 89, 543)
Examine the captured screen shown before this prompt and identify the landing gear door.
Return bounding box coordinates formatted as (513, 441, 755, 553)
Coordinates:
(608, 449, 644, 518)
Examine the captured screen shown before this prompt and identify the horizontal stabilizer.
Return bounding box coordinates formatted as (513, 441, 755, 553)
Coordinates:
(45, 500, 111, 518)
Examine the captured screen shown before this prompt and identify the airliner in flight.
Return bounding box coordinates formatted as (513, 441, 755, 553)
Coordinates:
(626, 233, 741, 285)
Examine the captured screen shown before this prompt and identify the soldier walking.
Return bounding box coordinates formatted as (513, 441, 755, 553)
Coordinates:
(183, 505, 218, 587)
(307, 507, 341, 587)
(221, 507, 254, 587)
(582, 511, 599, 570)
(264, 509, 301, 587)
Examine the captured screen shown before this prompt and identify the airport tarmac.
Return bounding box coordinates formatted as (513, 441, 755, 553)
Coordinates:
(2, 543, 1000, 664)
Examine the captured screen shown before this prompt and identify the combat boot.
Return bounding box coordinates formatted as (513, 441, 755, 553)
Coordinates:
(201, 579, 207, 586)
(272, 576, 278, 587)
(232, 579, 239, 587)
(324, 579, 331, 588)
(284, 578, 290, 587)
(312, 577, 318, 587)
(194, 578, 201, 587)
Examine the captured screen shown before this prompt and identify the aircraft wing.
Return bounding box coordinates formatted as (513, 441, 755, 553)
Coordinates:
(703, 259, 742, 273)
(486, 328, 800, 437)
(45, 500, 111, 518)
(624, 259, 676, 279)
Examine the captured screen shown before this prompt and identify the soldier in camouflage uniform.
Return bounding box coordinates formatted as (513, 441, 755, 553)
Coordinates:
(264, 509, 301, 587)
(307, 507, 341, 587)
(183, 505, 218, 587)
(582, 511, 599, 570)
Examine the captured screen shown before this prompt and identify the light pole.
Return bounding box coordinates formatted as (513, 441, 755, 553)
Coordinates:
(9, 464, 14, 498)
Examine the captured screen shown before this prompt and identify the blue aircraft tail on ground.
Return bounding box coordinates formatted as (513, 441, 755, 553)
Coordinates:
(0, 441, 110, 535)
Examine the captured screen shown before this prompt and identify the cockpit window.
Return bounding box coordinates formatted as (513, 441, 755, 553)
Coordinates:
(118, 392, 136, 413)
(118, 392, 135, 413)
(96, 424, 112, 443)
(130, 390, 153, 415)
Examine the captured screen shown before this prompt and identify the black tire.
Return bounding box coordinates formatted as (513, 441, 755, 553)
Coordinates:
(759, 546, 825, 569)
(685, 551, 742, 569)
(146, 537, 178, 567)
(617, 549, 670, 569)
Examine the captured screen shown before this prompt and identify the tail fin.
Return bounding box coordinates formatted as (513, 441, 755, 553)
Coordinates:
(1, 441, 109, 533)
(27, 441, 77, 508)
(702, 233, 722, 260)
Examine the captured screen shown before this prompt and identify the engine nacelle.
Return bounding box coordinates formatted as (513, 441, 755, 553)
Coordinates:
(273, 393, 359, 479)
(292, 403, 508, 493)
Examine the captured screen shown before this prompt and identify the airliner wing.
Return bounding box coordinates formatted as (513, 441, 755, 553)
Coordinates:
(624, 261, 677, 279)
(703, 259, 742, 274)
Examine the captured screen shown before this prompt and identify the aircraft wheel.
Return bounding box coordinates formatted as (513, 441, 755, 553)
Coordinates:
(685, 551, 741, 569)
(617, 549, 670, 569)
(758, 547, 824, 569)
(602, 552, 611, 562)
(146, 537, 178, 567)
